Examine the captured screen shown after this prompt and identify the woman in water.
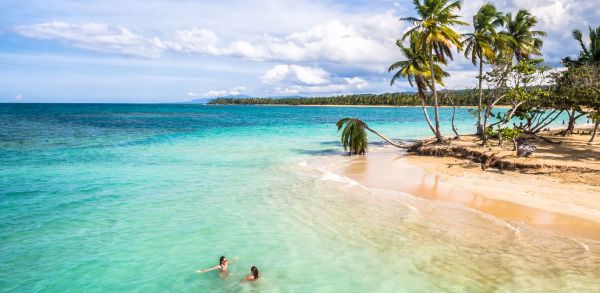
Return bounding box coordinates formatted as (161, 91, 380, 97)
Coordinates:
(244, 266, 260, 281)
(196, 256, 238, 274)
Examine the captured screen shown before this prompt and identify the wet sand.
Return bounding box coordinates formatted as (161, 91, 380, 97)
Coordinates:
(332, 147, 600, 241)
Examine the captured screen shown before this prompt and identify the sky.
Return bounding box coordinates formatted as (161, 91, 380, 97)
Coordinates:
(0, 0, 598, 103)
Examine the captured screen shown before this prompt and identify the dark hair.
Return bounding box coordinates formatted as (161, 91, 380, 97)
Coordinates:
(219, 256, 226, 266)
(251, 266, 259, 279)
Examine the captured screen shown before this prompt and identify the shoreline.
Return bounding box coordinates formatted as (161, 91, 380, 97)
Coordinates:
(206, 104, 512, 108)
(321, 146, 600, 241)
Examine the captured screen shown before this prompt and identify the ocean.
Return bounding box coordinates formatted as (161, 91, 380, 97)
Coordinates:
(1, 104, 598, 292)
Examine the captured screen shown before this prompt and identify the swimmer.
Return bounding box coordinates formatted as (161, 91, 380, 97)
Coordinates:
(196, 256, 238, 274)
(244, 266, 260, 281)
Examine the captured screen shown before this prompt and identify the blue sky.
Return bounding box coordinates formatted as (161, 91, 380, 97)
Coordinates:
(1, 0, 598, 103)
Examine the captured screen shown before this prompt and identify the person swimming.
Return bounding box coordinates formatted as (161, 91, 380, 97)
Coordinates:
(196, 256, 238, 274)
(244, 266, 260, 281)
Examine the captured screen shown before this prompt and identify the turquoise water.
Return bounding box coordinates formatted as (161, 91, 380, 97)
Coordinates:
(1, 104, 598, 292)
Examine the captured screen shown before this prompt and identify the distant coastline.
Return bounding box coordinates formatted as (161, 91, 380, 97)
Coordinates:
(203, 103, 513, 109)
(206, 90, 507, 107)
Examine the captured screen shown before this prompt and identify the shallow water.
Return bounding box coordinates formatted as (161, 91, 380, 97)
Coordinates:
(1, 104, 598, 292)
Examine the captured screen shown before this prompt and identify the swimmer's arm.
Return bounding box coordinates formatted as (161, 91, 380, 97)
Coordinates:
(228, 256, 239, 264)
(195, 265, 219, 273)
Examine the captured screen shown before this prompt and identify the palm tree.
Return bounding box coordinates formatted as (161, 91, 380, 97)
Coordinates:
(462, 3, 505, 135)
(502, 9, 546, 61)
(336, 118, 405, 155)
(572, 25, 600, 65)
(389, 37, 449, 137)
(401, 0, 467, 143)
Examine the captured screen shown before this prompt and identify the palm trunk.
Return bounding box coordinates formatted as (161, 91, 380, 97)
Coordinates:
(364, 126, 405, 148)
(452, 105, 460, 139)
(428, 52, 443, 143)
(476, 58, 484, 135)
(418, 88, 437, 136)
(590, 120, 600, 143)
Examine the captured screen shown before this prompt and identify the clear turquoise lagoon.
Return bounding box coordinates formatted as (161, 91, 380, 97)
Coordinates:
(1, 104, 598, 292)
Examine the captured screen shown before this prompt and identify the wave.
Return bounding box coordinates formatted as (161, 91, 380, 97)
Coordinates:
(317, 170, 360, 187)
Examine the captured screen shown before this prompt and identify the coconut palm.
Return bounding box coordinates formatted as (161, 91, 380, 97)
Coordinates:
(401, 0, 467, 143)
(336, 118, 404, 155)
(462, 3, 505, 135)
(572, 25, 600, 66)
(389, 37, 449, 137)
(502, 9, 546, 61)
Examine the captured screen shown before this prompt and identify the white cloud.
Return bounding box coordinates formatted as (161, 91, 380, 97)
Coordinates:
(14, 11, 402, 72)
(261, 65, 330, 85)
(200, 86, 248, 97)
(168, 28, 221, 55)
(8, 0, 600, 101)
(15, 94, 23, 100)
(14, 22, 165, 58)
(262, 64, 368, 95)
(164, 14, 401, 70)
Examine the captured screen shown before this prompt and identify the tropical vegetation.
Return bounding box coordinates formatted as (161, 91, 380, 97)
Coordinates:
(336, 118, 405, 155)
(210, 1, 599, 153)
(209, 90, 483, 106)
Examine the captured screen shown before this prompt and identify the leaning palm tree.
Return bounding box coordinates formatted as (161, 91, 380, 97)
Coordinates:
(336, 118, 404, 155)
(572, 25, 600, 66)
(389, 37, 449, 137)
(401, 0, 467, 143)
(502, 9, 546, 61)
(462, 3, 506, 135)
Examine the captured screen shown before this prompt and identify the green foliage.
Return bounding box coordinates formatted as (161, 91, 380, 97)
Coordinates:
(462, 3, 504, 65)
(482, 57, 552, 127)
(336, 118, 368, 155)
(502, 9, 546, 61)
(589, 111, 600, 123)
(568, 25, 600, 66)
(402, 0, 467, 64)
(498, 127, 522, 141)
(208, 90, 490, 106)
(484, 127, 497, 138)
(389, 37, 448, 90)
(555, 65, 600, 112)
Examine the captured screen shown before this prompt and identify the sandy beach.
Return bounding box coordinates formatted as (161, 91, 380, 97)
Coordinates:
(328, 146, 600, 241)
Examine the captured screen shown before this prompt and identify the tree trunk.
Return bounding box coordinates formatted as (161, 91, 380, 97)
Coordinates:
(418, 88, 437, 136)
(482, 104, 492, 145)
(530, 110, 563, 134)
(512, 138, 518, 152)
(564, 109, 576, 136)
(428, 52, 444, 143)
(476, 58, 484, 135)
(451, 104, 460, 139)
(590, 120, 600, 143)
(364, 126, 405, 149)
(500, 101, 525, 129)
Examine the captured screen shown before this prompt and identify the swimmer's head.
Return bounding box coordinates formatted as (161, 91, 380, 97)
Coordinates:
(251, 266, 259, 279)
(220, 256, 226, 265)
